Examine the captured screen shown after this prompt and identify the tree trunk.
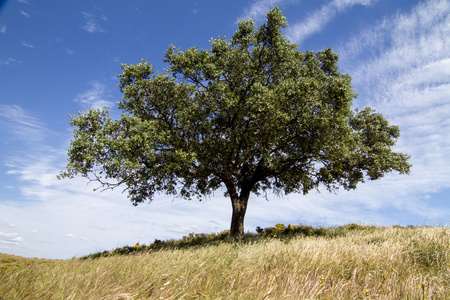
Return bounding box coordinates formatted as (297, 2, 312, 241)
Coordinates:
(229, 196, 249, 240)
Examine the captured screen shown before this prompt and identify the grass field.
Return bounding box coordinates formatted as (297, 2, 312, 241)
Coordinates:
(1, 225, 449, 299)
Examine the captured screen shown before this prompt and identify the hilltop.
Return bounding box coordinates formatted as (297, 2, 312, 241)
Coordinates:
(1, 224, 449, 299)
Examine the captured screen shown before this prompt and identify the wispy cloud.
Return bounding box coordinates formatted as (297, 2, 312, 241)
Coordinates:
(240, 0, 286, 21)
(0, 25, 6, 34)
(286, 0, 378, 45)
(64, 48, 75, 55)
(0, 105, 47, 143)
(191, 2, 199, 14)
(0, 58, 20, 67)
(20, 10, 30, 18)
(0, 105, 60, 197)
(339, 0, 449, 101)
(81, 12, 107, 33)
(336, 0, 450, 201)
(0, 232, 25, 248)
(21, 41, 34, 48)
(168, 224, 198, 234)
(74, 82, 114, 110)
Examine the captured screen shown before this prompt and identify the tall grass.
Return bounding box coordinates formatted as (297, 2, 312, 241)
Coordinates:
(1, 226, 449, 299)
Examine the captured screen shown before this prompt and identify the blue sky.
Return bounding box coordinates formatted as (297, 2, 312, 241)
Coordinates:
(0, 0, 449, 259)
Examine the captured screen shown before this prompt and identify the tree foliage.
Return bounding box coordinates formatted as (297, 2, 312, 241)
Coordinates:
(59, 7, 411, 238)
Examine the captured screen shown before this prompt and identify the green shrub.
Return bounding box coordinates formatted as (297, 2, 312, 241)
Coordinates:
(340, 223, 369, 231)
(80, 223, 387, 260)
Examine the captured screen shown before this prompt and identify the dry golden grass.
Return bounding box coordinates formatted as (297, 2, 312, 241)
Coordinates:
(0, 253, 58, 270)
(1, 226, 449, 299)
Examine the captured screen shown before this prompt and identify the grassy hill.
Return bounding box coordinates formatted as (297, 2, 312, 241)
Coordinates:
(1, 224, 449, 299)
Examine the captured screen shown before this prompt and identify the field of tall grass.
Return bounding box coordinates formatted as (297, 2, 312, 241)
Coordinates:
(1, 225, 449, 299)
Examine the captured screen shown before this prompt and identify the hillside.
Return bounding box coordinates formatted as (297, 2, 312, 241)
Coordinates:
(1, 225, 449, 299)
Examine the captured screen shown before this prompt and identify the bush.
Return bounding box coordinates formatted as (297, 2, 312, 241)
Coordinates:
(80, 223, 382, 260)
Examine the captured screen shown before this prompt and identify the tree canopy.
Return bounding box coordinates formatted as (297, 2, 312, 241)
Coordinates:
(59, 7, 411, 239)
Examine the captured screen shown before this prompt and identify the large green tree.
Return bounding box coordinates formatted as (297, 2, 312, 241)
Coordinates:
(59, 8, 410, 239)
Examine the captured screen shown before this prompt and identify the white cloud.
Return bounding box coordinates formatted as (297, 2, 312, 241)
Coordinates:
(0, 58, 20, 67)
(20, 10, 30, 18)
(286, 0, 378, 45)
(64, 48, 75, 55)
(0, 104, 47, 143)
(339, 0, 449, 101)
(81, 12, 107, 33)
(21, 41, 34, 48)
(74, 82, 114, 110)
(337, 0, 450, 116)
(336, 0, 450, 201)
(0, 232, 25, 245)
(167, 224, 199, 234)
(240, 0, 286, 21)
(12, 157, 62, 188)
(0, 25, 6, 34)
(65, 233, 77, 238)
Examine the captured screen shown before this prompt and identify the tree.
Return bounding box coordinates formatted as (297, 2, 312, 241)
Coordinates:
(59, 7, 411, 239)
